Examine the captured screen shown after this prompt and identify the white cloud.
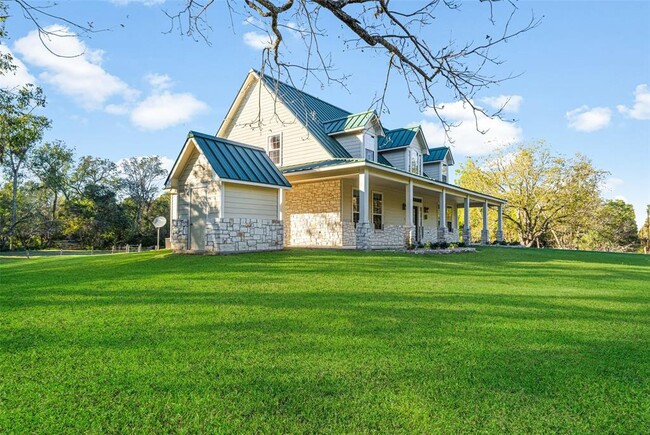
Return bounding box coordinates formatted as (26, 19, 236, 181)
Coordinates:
(159, 156, 175, 173)
(13, 25, 137, 110)
(617, 84, 650, 120)
(145, 73, 172, 91)
(480, 95, 523, 113)
(243, 31, 273, 50)
(420, 100, 523, 157)
(131, 91, 208, 130)
(0, 45, 36, 89)
(566, 106, 611, 132)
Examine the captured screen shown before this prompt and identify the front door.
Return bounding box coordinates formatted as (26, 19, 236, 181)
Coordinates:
(189, 187, 207, 250)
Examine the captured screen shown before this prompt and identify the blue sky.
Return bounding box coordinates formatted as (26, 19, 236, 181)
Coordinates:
(2, 0, 649, 225)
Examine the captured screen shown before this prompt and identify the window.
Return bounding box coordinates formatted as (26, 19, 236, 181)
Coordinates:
(267, 134, 282, 165)
(372, 192, 383, 230)
(409, 148, 422, 175)
(442, 175, 448, 183)
(352, 189, 360, 224)
(364, 132, 376, 161)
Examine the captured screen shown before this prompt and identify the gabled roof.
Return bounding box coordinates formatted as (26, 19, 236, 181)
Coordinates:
(257, 72, 352, 158)
(378, 127, 418, 150)
(423, 146, 454, 165)
(166, 131, 291, 189)
(322, 111, 380, 135)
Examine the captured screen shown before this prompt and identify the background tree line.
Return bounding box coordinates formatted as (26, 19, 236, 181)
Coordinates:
(457, 142, 645, 253)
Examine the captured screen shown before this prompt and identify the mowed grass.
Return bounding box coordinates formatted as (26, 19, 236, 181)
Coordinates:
(1, 248, 649, 433)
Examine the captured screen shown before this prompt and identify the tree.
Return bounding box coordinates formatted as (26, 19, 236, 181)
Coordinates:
(640, 205, 650, 253)
(68, 156, 119, 198)
(582, 199, 638, 252)
(456, 142, 607, 248)
(118, 156, 167, 235)
(0, 84, 50, 249)
(9, 0, 539, 133)
(30, 140, 75, 220)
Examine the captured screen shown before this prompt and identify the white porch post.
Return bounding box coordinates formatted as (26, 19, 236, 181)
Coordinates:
(277, 189, 283, 221)
(481, 200, 490, 244)
(356, 170, 370, 249)
(463, 196, 471, 244)
(497, 204, 504, 242)
(438, 188, 447, 242)
(405, 180, 414, 245)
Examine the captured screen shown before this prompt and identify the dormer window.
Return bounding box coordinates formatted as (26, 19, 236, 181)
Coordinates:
(267, 134, 282, 165)
(408, 148, 422, 175)
(363, 131, 376, 161)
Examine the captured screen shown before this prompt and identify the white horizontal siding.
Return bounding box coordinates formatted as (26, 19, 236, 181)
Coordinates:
(336, 133, 363, 158)
(423, 162, 441, 181)
(380, 149, 407, 171)
(224, 183, 278, 220)
(222, 81, 331, 166)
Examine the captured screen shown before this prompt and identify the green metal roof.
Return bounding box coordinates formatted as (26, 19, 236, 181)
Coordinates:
(258, 73, 352, 158)
(281, 158, 363, 174)
(378, 127, 419, 150)
(423, 147, 450, 163)
(186, 131, 291, 188)
(322, 111, 377, 135)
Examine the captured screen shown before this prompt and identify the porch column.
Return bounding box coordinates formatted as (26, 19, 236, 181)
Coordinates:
(496, 205, 504, 242)
(481, 200, 490, 244)
(277, 189, 283, 221)
(356, 170, 370, 249)
(463, 196, 471, 244)
(438, 188, 448, 242)
(405, 180, 414, 246)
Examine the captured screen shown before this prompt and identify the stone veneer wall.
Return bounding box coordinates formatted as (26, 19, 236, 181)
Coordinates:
(171, 217, 282, 253)
(369, 224, 407, 249)
(284, 179, 343, 247)
(171, 219, 188, 250)
(206, 218, 283, 253)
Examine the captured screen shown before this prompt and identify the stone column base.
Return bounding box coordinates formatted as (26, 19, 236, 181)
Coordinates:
(355, 222, 371, 250)
(481, 229, 490, 245)
(496, 230, 504, 242)
(463, 227, 472, 245)
(438, 226, 448, 243)
(403, 225, 415, 247)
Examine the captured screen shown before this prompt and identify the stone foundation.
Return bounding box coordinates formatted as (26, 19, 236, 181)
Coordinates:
(463, 227, 472, 245)
(370, 224, 407, 249)
(206, 218, 283, 253)
(355, 222, 371, 250)
(288, 212, 342, 247)
(481, 229, 490, 244)
(496, 230, 504, 242)
(171, 219, 188, 250)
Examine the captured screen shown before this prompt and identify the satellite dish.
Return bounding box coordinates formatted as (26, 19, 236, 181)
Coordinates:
(152, 216, 167, 228)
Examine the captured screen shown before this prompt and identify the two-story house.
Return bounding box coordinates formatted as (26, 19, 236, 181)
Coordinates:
(165, 70, 505, 253)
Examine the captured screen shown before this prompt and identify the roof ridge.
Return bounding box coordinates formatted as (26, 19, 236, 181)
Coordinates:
(322, 110, 377, 124)
(255, 70, 352, 116)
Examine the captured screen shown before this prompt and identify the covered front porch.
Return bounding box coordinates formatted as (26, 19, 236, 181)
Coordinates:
(282, 160, 505, 250)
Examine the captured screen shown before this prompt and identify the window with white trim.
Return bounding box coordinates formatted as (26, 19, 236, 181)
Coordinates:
(267, 134, 282, 165)
(364, 131, 376, 161)
(372, 192, 383, 230)
(409, 148, 422, 175)
(352, 189, 360, 224)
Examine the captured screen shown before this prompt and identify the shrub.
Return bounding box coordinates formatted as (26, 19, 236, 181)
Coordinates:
(424, 241, 433, 249)
(449, 243, 458, 249)
(439, 241, 449, 249)
(417, 242, 425, 249)
(508, 241, 521, 246)
(458, 242, 467, 248)
(406, 243, 416, 250)
(431, 242, 441, 249)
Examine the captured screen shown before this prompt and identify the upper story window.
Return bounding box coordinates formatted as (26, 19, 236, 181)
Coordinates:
(409, 148, 422, 175)
(363, 131, 376, 161)
(267, 134, 282, 165)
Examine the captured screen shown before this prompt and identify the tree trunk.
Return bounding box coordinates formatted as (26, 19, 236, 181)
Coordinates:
(10, 162, 19, 251)
(52, 190, 58, 221)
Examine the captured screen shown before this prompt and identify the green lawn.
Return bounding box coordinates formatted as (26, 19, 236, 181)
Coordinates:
(1, 248, 649, 433)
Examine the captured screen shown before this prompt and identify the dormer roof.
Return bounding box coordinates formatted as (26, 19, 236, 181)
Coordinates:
(423, 146, 455, 165)
(323, 110, 383, 136)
